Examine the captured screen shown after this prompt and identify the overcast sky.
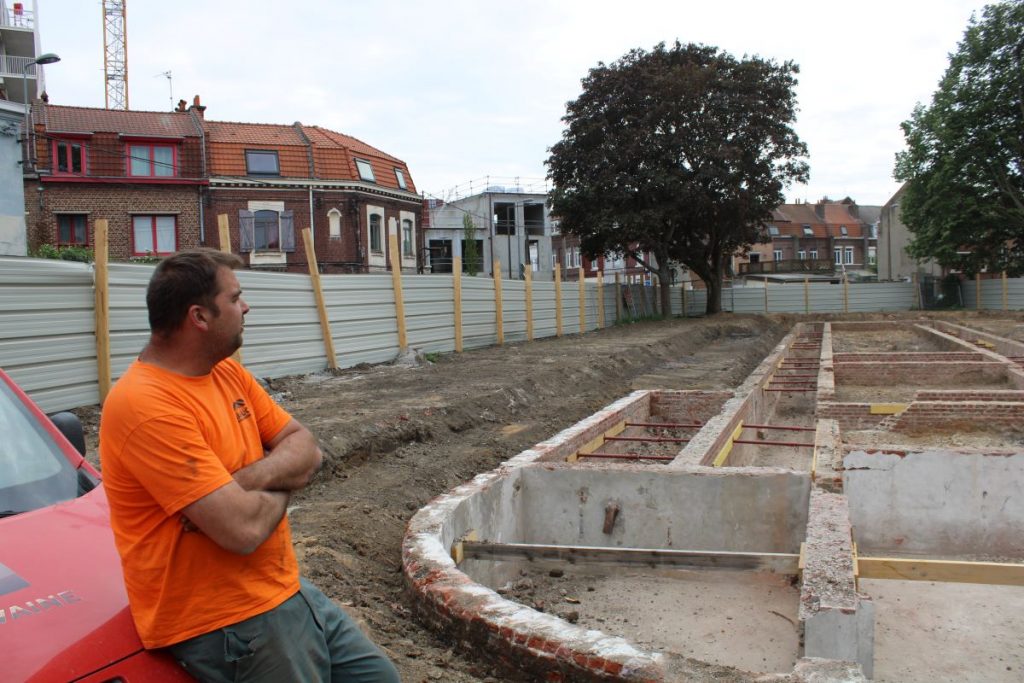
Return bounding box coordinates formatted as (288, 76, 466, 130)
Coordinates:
(39, 0, 989, 206)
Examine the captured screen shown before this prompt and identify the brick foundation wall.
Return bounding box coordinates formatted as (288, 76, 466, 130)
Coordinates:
(817, 403, 886, 431)
(832, 352, 988, 363)
(25, 180, 202, 259)
(913, 390, 1024, 402)
(891, 401, 1024, 433)
(649, 390, 731, 424)
(834, 361, 1008, 386)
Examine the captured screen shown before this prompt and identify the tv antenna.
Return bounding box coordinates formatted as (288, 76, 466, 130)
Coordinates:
(156, 70, 172, 107)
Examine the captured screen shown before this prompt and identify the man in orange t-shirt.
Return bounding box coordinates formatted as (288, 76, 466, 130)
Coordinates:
(100, 249, 398, 682)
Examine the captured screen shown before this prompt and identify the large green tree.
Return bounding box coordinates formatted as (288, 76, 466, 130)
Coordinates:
(894, 1, 1024, 275)
(546, 41, 808, 314)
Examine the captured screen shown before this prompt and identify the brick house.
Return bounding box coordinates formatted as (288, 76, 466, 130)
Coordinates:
(735, 198, 878, 281)
(24, 103, 206, 259)
(23, 97, 421, 273)
(203, 105, 421, 273)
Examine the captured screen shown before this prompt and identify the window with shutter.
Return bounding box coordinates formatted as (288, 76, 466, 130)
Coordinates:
(239, 210, 255, 252)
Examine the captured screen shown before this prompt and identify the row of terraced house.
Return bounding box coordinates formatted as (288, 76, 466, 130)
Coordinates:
(21, 96, 422, 273)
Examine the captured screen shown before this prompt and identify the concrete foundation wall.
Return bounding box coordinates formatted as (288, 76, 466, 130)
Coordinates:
(927, 320, 1024, 358)
(519, 466, 810, 553)
(844, 448, 1024, 556)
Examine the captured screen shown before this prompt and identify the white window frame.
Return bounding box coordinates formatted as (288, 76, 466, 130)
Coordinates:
(399, 210, 417, 267)
(366, 205, 386, 269)
(356, 159, 376, 183)
(327, 208, 342, 240)
(834, 248, 842, 265)
(248, 200, 287, 265)
(797, 250, 806, 260)
(810, 249, 818, 260)
(844, 247, 854, 265)
(773, 249, 783, 262)
(394, 168, 407, 190)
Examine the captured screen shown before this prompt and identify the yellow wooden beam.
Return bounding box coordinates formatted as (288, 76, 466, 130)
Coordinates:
(493, 259, 504, 345)
(94, 219, 112, 403)
(453, 256, 463, 353)
(216, 214, 243, 365)
(869, 403, 907, 415)
(712, 421, 744, 467)
(524, 264, 533, 341)
(302, 227, 338, 369)
(859, 556, 1024, 586)
(569, 420, 625, 462)
(389, 234, 408, 351)
(450, 528, 479, 565)
(554, 263, 563, 337)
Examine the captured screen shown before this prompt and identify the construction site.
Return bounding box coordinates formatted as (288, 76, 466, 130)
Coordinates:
(399, 316, 1024, 682)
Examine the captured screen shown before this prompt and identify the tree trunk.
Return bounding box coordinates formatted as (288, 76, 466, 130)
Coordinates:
(706, 274, 722, 314)
(659, 264, 674, 315)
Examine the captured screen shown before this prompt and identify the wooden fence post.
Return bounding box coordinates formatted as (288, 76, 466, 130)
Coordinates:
(555, 263, 563, 337)
(615, 272, 622, 323)
(578, 266, 586, 334)
(453, 256, 463, 352)
(94, 219, 111, 403)
(764, 282, 769, 313)
(804, 276, 810, 314)
(389, 234, 408, 351)
(524, 264, 534, 341)
(302, 227, 337, 369)
(843, 273, 850, 314)
(1003, 271, 1008, 311)
(493, 259, 504, 345)
(217, 214, 243, 364)
(597, 271, 604, 328)
(976, 272, 982, 310)
(681, 283, 688, 318)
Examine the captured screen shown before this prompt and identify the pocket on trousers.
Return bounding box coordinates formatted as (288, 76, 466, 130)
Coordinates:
(223, 627, 261, 664)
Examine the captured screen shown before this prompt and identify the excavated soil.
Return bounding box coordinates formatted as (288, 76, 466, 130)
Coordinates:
(73, 310, 1020, 682)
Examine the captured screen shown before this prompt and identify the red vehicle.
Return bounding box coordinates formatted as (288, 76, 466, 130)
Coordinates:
(0, 369, 189, 682)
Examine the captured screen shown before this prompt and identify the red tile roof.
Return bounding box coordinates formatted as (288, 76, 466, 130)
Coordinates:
(38, 103, 199, 138)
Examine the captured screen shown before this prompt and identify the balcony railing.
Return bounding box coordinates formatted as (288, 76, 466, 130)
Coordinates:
(1, 4, 34, 29)
(1, 54, 41, 75)
(739, 258, 834, 276)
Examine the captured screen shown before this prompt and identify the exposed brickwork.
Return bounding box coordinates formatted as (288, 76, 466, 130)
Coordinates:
(834, 361, 1009, 386)
(24, 180, 201, 258)
(832, 352, 988, 363)
(816, 403, 887, 431)
(890, 401, 1024, 433)
(913, 390, 1024, 402)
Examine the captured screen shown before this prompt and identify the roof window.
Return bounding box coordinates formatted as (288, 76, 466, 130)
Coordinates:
(355, 159, 375, 183)
(802, 224, 814, 236)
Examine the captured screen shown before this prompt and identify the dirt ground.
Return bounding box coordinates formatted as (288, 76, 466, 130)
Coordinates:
(75, 310, 1022, 682)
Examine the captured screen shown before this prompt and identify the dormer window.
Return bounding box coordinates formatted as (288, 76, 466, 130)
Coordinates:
(245, 150, 280, 176)
(802, 224, 814, 236)
(840, 225, 848, 236)
(128, 143, 176, 177)
(394, 168, 407, 190)
(355, 159, 375, 182)
(768, 225, 780, 236)
(53, 139, 86, 175)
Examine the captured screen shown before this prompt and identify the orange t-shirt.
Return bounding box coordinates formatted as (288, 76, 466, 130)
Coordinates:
(99, 358, 298, 649)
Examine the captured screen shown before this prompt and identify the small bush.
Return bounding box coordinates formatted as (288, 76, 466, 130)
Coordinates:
(31, 244, 95, 263)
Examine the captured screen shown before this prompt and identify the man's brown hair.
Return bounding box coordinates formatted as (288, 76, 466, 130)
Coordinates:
(146, 249, 244, 336)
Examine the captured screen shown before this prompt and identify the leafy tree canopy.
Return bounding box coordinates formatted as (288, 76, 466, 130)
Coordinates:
(546, 41, 808, 313)
(894, 0, 1024, 276)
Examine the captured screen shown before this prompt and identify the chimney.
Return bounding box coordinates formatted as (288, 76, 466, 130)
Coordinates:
(189, 94, 206, 118)
(813, 202, 825, 221)
(175, 99, 188, 113)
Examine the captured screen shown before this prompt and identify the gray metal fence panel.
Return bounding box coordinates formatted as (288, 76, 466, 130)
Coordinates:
(533, 281, 558, 338)
(503, 280, 529, 344)
(403, 275, 456, 353)
(808, 283, 843, 313)
(766, 284, 805, 313)
(462, 277, 498, 349)
(971, 277, 1023, 311)
(848, 282, 915, 312)
(1009, 278, 1024, 310)
(0, 258, 98, 412)
(731, 287, 768, 313)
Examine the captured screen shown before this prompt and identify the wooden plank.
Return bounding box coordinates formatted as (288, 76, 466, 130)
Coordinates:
(804, 276, 809, 314)
(597, 271, 605, 328)
(1003, 271, 1009, 311)
(216, 215, 243, 365)
(94, 219, 112, 403)
(493, 259, 504, 346)
(681, 283, 687, 318)
(460, 541, 800, 573)
(450, 529, 478, 565)
(453, 256, 463, 353)
(554, 263, 563, 337)
(858, 556, 1024, 586)
(615, 272, 622, 322)
(712, 421, 744, 467)
(869, 403, 907, 415)
(302, 227, 337, 369)
(569, 420, 625, 462)
(389, 234, 408, 351)
(578, 266, 585, 334)
(524, 264, 533, 341)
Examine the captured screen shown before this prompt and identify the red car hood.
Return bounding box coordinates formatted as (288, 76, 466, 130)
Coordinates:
(1, 483, 148, 683)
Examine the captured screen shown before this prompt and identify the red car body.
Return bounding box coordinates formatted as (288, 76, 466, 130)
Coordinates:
(0, 370, 189, 682)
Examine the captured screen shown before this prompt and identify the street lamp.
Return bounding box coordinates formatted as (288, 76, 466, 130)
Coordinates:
(22, 52, 60, 167)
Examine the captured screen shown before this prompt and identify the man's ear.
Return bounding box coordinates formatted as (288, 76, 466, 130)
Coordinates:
(188, 304, 209, 330)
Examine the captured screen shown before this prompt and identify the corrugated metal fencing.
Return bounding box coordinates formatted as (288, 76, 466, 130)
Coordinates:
(962, 277, 1024, 311)
(2, 256, 1022, 412)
